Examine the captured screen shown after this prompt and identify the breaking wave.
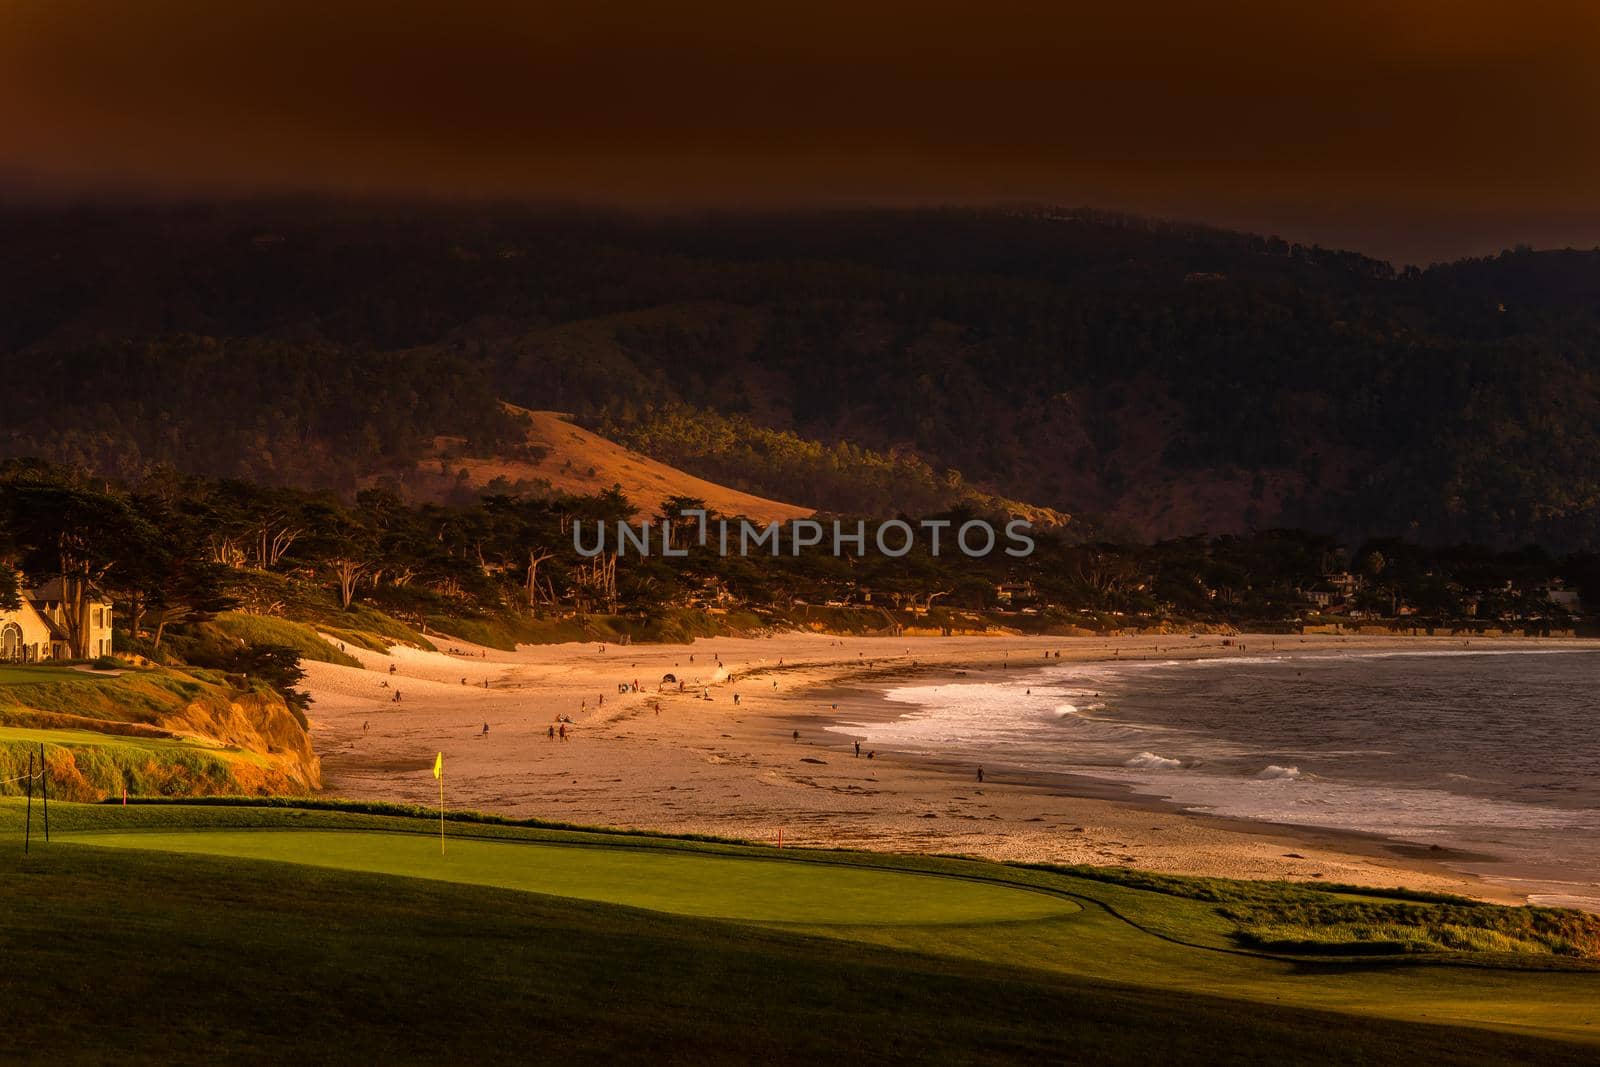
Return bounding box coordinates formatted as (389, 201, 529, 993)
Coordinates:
(1126, 751, 1183, 770)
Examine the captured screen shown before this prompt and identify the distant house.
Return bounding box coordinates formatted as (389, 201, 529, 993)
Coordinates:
(995, 581, 1036, 608)
(0, 576, 114, 662)
(1303, 583, 1341, 609)
(1547, 580, 1582, 611)
(1303, 570, 1359, 611)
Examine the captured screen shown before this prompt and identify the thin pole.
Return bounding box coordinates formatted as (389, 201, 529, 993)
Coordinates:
(439, 769, 445, 855)
(24, 751, 33, 854)
(39, 743, 49, 842)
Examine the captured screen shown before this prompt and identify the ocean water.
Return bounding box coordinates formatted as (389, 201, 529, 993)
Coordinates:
(831, 648, 1600, 909)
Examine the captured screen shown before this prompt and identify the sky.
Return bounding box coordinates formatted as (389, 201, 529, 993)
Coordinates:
(3, 0, 1598, 264)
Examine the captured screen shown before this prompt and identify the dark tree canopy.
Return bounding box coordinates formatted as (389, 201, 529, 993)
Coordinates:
(3, 201, 1599, 548)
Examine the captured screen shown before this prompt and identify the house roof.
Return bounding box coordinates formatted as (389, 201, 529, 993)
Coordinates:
(29, 605, 71, 642)
(0, 595, 71, 643)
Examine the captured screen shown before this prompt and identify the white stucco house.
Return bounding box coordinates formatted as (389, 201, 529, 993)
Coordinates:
(0, 577, 115, 662)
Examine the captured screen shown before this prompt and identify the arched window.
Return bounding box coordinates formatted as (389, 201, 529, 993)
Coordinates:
(1, 622, 22, 662)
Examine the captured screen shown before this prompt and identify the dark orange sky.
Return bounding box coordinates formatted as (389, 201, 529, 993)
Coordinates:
(3, 0, 1598, 263)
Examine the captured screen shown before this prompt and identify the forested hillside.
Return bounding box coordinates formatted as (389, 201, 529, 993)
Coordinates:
(2, 200, 1598, 547)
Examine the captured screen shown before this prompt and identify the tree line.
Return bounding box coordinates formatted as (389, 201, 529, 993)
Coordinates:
(3, 464, 1593, 676)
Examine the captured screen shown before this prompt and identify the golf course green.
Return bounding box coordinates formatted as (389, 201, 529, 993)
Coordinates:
(67, 828, 1080, 924)
(5, 799, 1599, 1064)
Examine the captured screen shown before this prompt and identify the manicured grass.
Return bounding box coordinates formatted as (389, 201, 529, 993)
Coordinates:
(0, 725, 266, 769)
(69, 829, 1080, 925)
(0, 663, 214, 725)
(12, 842, 1588, 1065)
(0, 664, 114, 685)
(4, 800, 1599, 1063)
(0, 725, 236, 751)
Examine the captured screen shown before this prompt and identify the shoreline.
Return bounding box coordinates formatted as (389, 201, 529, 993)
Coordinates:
(301, 631, 1600, 906)
(790, 671, 1513, 882)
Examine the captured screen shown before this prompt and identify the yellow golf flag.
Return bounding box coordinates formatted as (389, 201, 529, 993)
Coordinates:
(433, 751, 445, 855)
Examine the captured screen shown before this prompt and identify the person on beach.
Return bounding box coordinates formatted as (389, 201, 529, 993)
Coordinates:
(389, 663, 397, 675)
(559, 723, 568, 741)
(733, 692, 741, 705)
(548, 725, 555, 740)
(977, 767, 984, 783)
(792, 729, 800, 741)
(854, 740, 861, 758)
(482, 721, 489, 736)
(362, 720, 369, 733)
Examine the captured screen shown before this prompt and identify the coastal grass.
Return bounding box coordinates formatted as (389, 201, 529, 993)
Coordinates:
(427, 607, 740, 650)
(0, 663, 315, 801)
(2, 798, 1597, 1062)
(319, 602, 433, 650)
(207, 612, 361, 666)
(1220, 900, 1600, 957)
(0, 729, 266, 800)
(1026, 862, 1600, 957)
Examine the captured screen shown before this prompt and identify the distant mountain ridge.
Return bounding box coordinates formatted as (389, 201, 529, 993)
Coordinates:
(1, 200, 1597, 547)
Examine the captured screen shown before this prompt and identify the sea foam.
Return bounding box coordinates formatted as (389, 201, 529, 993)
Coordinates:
(1126, 751, 1183, 770)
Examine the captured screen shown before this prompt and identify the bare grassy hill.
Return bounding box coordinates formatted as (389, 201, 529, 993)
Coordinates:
(407, 406, 813, 523)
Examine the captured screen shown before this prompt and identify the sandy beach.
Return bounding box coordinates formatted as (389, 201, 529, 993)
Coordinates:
(301, 631, 1600, 904)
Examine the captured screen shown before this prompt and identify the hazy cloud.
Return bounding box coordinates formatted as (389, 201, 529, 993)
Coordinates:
(3, 1, 1598, 262)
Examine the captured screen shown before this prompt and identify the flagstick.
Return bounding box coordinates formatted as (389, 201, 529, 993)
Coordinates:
(24, 751, 33, 855)
(439, 766, 445, 855)
(39, 744, 49, 842)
